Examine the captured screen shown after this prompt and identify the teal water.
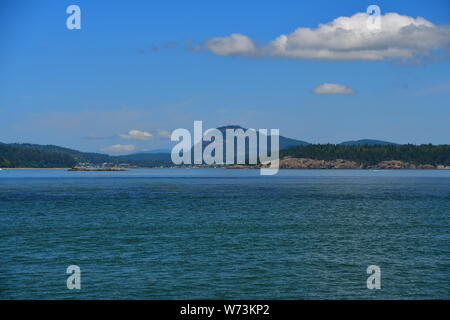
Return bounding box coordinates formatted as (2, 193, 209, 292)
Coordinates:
(0, 169, 449, 299)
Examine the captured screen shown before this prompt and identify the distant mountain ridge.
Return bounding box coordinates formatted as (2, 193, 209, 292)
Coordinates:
(183, 125, 309, 164)
(216, 125, 309, 149)
(137, 149, 172, 154)
(339, 139, 397, 146)
(1, 126, 446, 168)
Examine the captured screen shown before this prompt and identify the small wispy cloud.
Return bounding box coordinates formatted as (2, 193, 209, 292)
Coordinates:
(163, 42, 178, 49)
(119, 130, 154, 140)
(118, 129, 172, 140)
(204, 33, 256, 56)
(137, 42, 179, 54)
(312, 83, 355, 95)
(101, 144, 136, 153)
(84, 134, 113, 140)
(156, 129, 171, 138)
(416, 83, 450, 95)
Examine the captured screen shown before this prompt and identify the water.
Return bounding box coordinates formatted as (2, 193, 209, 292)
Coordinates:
(0, 169, 449, 299)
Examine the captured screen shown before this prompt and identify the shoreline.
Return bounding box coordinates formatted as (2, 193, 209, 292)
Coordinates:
(1, 167, 449, 170)
(1, 168, 70, 170)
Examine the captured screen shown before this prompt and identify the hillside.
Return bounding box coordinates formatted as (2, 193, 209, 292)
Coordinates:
(1, 137, 449, 169)
(281, 144, 450, 167)
(0, 143, 78, 168)
(339, 139, 397, 146)
(0, 143, 167, 168)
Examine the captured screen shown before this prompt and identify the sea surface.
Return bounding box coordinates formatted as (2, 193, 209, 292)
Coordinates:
(0, 168, 449, 299)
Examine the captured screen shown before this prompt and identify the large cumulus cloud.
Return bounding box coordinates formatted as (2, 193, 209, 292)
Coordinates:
(202, 12, 450, 61)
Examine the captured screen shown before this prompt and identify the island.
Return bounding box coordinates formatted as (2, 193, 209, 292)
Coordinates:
(68, 163, 126, 171)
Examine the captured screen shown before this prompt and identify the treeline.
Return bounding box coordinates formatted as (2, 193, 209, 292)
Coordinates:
(281, 144, 450, 166)
(0, 143, 77, 168)
(2, 142, 450, 168)
(0, 142, 172, 168)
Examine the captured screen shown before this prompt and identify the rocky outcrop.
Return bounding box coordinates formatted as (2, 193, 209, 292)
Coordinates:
(374, 160, 437, 169)
(68, 167, 126, 171)
(225, 164, 252, 169)
(225, 157, 445, 169)
(280, 157, 362, 169)
(375, 160, 409, 169)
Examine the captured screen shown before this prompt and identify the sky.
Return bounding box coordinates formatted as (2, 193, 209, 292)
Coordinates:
(0, 0, 449, 154)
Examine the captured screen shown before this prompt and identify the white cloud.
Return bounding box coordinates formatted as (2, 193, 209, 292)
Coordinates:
(312, 83, 355, 94)
(101, 144, 136, 153)
(202, 12, 450, 60)
(119, 129, 153, 140)
(204, 33, 256, 56)
(118, 129, 172, 140)
(156, 129, 171, 138)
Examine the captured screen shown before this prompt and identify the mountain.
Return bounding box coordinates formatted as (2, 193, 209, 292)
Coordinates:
(137, 149, 172, 154)
(186, 125, 309, 164)
(339, 139, 397, 146)
(215, 125, 309, 149)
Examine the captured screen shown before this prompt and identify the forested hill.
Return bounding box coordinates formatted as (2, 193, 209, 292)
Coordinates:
(0, 143, 170, 168)
(0, 143, 78, 168)
(1, 141, 450, 168)
(281, 144, 450, 166)
(0, 143, 124, 168)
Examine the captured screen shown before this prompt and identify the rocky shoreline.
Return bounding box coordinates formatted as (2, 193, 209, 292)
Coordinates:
(68, 167, 126, 171)
(226, 157, 450, 169)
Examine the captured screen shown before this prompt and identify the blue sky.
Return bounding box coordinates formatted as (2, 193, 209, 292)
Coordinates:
(0, 0, 449, 154)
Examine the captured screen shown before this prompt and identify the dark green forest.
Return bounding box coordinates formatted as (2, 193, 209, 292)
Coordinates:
(0, 143, 171, 168)
(0, 143, 77, 168)
(281, 144, 450, 166)
(1, 142, 450, 168)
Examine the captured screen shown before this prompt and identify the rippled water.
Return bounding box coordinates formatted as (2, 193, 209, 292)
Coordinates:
(0, 169, 449, 299)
